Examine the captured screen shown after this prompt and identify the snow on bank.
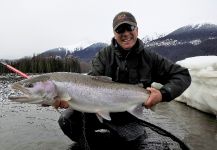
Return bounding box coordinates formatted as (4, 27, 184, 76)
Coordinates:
(176, 56, 217, 116)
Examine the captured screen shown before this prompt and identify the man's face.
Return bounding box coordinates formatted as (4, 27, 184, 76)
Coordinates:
(114, 24, 138, 50)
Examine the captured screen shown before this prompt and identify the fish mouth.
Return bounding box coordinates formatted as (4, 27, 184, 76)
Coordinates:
(9, 82, 42, 104)
(10, 82, 31, 95)
(8, 95, 30, 102)
(8, 95, 45, 104)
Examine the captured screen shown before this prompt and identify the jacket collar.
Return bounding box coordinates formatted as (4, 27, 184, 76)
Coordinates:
(111, 38, 144, 57)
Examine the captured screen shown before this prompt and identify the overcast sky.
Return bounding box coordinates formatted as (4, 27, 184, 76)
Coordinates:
(1, 0, 217, 59)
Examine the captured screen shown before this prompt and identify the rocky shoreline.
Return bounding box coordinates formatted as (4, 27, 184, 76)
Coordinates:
(1, 74, 216, 150)
(0, 75, 72, 150)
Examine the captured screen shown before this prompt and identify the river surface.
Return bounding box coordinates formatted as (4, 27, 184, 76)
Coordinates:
(0, 75, 216, 150)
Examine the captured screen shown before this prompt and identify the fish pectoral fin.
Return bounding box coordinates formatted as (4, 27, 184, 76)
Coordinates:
(127, 104, 145, 120)
(58, 93, 71, 101)
(96, 114, 103, 123)
(96, 111, 111, 122)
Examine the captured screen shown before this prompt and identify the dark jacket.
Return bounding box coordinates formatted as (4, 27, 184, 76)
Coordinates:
(89, 38, 191, 102)
(88, 38, 191, 141)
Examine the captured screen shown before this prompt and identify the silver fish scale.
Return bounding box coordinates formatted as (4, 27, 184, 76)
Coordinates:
(54, 79, 148, 113)
(10, 72, 150, 113)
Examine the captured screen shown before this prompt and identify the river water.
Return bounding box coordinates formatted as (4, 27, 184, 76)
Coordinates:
(0, 75, 216, 150)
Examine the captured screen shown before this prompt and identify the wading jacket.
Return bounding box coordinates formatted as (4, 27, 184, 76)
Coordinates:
(88, 38, 191, 140)
(89, 38, 191, 102)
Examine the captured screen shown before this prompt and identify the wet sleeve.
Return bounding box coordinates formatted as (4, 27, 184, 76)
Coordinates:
(151, 52, 191, 102)
(88, 49, 106, 76)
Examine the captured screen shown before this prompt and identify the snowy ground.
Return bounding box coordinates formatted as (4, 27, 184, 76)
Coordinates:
(176, 56, 217, 116)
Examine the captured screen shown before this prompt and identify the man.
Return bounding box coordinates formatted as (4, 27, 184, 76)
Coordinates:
(55, 11, 191, 149)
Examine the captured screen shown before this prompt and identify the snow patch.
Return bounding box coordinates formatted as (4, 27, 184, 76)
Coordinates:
(62, 40, 96, 52)
(176, 56, 217, 116)
(145, 39, 201, 47)
(176, 56, 217, 70)
(189, 39, 201, 45)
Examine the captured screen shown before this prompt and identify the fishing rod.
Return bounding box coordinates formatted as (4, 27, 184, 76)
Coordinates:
(1, 61, 61, 111)
(0, 62, 29, 79)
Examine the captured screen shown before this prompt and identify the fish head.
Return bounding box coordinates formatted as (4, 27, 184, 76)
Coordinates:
(9, 75, 58, 105)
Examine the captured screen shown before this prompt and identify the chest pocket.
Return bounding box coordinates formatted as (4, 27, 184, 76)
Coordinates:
(138, 54, 152, 88)
(113, 54, 140, 84)
(127, 56, 139, 84)
(127, 53, 152, 87)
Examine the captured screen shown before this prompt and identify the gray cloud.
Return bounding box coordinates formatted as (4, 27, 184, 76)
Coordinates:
(0, 0, 217, 59)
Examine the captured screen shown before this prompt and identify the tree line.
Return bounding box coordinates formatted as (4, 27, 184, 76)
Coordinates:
(0, 56, 81, 74)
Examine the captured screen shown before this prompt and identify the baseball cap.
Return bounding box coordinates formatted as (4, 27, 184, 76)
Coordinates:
(113, 11, 137, 30)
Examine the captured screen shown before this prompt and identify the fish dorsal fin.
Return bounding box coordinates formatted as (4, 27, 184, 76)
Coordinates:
(91, 76, 113, 83)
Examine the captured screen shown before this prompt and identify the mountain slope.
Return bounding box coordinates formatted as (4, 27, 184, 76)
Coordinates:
(159, 23, 217, 41)
(72, 43, 108, 62)
(145, 23, 217, 62)
(38, 47, 70, 58)
(38, 42, 108, 62)
(38, 23, 217, 63)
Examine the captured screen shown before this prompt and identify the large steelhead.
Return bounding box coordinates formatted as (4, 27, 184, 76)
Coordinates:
(9, 72, 149, 120)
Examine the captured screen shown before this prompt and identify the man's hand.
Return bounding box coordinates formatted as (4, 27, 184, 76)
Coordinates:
(52, 99, 69, 109)
(144, 87, 162, 109)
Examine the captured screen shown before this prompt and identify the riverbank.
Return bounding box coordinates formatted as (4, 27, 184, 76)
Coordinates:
(0, 75, 216, 150)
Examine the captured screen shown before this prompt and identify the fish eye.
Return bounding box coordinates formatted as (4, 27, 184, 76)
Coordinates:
(24, 83, 34, 88)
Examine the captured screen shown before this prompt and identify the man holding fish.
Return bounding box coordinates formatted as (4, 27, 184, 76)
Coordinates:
(55, 11, 191, 149)
(9, 11, 191, 149)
